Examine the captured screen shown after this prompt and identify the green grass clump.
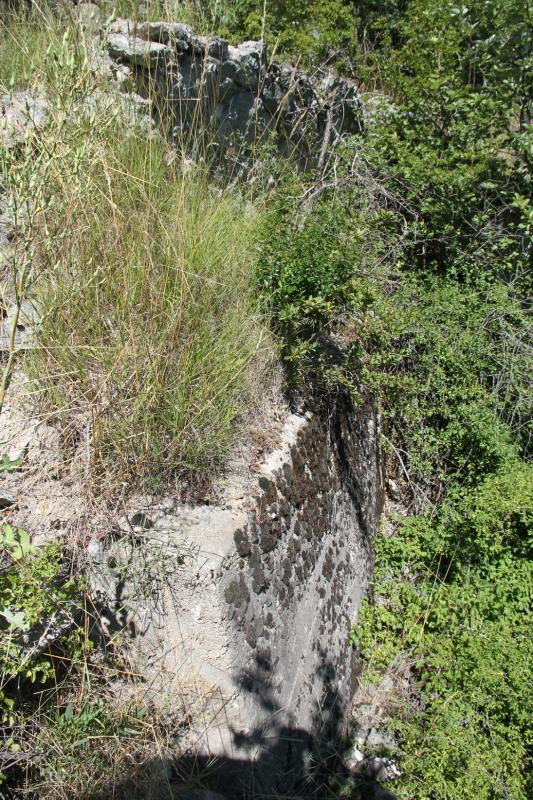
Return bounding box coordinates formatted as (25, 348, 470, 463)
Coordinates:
(27, 121, 273, 485)
(0, 13, 275, 488)
(0, 4, 65, 91)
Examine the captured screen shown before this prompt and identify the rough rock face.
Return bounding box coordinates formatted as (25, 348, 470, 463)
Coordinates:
(104, 18, 362, 160)
(89, 396, 383, 795)
(0, 91, 48, 149)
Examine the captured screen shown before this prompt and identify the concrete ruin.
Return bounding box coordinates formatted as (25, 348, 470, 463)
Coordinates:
(89, 395, 383, 795)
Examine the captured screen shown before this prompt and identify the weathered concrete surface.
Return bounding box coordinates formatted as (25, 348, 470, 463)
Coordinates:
(104, 18, 362, 161)
(88, 395, 383, 794)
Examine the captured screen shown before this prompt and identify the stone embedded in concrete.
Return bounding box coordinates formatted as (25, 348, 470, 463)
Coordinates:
(234, 528, 251, 557)
(87, 398, 382, 795)
(259, 527, 277, 553)
(0, 489, 16, 509)
(251, 565, 267, 594)
(224, 575, 250, 607)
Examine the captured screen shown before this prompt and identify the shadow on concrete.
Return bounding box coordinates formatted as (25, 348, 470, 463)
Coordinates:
(74, 649, 400, 800)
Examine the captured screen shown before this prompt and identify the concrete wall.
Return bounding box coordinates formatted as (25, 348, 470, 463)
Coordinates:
(88, 395, 382, 795)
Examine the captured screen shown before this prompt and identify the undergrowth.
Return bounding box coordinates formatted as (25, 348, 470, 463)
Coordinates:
(2, 23, 275, 489)
(0, 520, 198, 797)
(0, 522, 151, 799)
(255, 2, 531, 797)
(1, 2, 531, 798)
(31, 127, 273, 484)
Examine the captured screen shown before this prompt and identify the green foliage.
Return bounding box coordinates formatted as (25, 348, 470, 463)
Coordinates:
(0, 9, 50, 90)
(359, 0, 532, 281)
(0, 525, 82, 721)
(361, 274, 531, 488)
(335, 2, 533, 798)
(0, 4, 84, 92)
(32, 699, 154, 798)
(255, 3, 531, 797)
(215, 0, 357, 63)
(256, 187, 392, 390)
(356, 461, 532, 799)
(133, 0, 358, 64)
(0, 454, 23, 473)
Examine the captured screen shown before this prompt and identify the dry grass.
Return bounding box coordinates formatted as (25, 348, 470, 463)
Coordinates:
(0, 6, 278, 491)
(0, 3, 76, 91)
(0, 10, 279, 796)
(25, 116, 276, 489)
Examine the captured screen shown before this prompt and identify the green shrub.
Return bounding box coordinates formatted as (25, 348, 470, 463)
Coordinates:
(0, 524, 83, 720)
(335, 3, 533, 798)
(216, 0, 357, 63)
(356, 460, 532, 799)
(0, 523, 179, 797)
(256, 185, 393, 389)
(252, 5, 531, 796)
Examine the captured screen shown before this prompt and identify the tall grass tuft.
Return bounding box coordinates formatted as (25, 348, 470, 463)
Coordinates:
(0, 3, 65, 90)
(1, 17, 275, 489)
(28, 122, 273, 485)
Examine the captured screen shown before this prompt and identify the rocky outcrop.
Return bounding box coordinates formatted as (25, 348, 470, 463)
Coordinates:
(88, 396, 383, 795)
(104, 18, 362, 161)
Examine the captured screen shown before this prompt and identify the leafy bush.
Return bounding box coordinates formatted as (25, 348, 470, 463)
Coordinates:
(0, 523, 180, 798)
(337, 2, 533, 798)
(255, 3, 531, 796)
(256, 185, 394, 389)
(0, 524, 82, 722)
(359, 0, 532, 279)
(356, 460, 532, 800)
(122, 0, 359, 64)
(361, 275, 530, 493)
(214, 0, 357, 64)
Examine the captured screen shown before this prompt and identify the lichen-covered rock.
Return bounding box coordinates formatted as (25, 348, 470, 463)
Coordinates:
(0, 92, 48, 148)
(107, 31, 172, 68)
(139, 20, 193, 48)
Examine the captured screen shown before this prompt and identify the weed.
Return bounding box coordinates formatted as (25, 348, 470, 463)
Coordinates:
(0, 3, 72, 92)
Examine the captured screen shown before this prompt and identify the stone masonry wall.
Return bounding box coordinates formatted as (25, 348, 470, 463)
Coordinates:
(104, 18, 362, 160)
(223, 400, 380, 733)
